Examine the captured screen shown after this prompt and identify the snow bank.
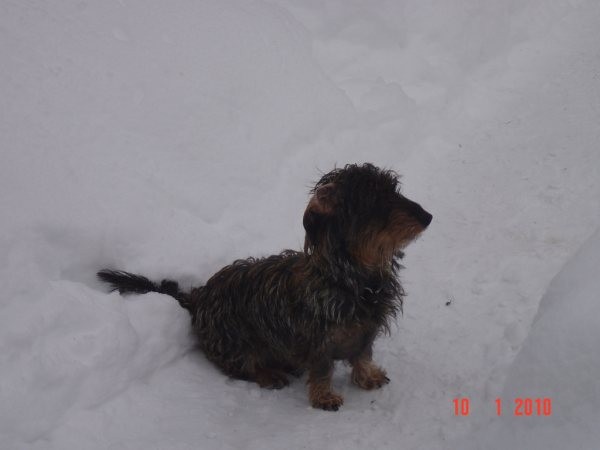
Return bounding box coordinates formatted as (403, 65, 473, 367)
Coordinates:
(0, 284, 192, 444)
(453, 229, 600, 449)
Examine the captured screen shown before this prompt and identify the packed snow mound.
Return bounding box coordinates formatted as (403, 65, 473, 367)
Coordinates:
(0, 285, 193, 444)
(454, 229, 600, 450)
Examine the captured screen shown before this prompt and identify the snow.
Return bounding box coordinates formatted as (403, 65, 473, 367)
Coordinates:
(452, 229, 600, 450)
(1, 0, 600, 449)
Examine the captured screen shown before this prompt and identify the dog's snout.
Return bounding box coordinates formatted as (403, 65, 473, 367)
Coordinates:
(419, 209, 433, 228)
(402, 197, 432, 228)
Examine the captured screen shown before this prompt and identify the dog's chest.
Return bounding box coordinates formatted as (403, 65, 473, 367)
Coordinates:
(327, 322, 376, 360)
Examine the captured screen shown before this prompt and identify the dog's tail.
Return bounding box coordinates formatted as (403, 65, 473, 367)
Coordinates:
(97, 269, 194, 313)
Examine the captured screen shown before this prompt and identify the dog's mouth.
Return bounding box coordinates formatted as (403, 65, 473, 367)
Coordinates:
(391, 222, 427, 251)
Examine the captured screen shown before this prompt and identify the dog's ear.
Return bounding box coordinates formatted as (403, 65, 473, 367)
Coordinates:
(307, 183, 336, 215)
(303, 183, 336, 252)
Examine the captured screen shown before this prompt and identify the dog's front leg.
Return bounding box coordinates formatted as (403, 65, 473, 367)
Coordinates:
(349, 343, 390, 390)
(307, 358, 343, 411)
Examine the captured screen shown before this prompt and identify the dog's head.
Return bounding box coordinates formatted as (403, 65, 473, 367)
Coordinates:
(303, 163, 432, 270)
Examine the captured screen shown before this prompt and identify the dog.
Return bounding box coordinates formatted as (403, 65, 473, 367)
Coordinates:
(98, 163, 432, 410)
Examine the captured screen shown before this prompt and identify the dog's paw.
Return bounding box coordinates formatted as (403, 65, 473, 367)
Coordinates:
(255, 369, 290, 390)
(351, 364, 390, 390)
(311, 392, 344, 411)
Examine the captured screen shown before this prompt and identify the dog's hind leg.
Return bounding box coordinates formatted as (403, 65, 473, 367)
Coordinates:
(219, 353, 290, 389)
(254, 367, 290, 390)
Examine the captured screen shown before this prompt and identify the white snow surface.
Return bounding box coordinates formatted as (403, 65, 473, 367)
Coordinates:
(453, 229, 600, 450)
(1, 1, 600, 449)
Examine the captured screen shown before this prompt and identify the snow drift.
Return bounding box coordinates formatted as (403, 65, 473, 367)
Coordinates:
(454, 229, 600, 450)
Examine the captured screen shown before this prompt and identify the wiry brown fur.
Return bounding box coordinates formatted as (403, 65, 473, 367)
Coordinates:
(97, 163, 432, 411)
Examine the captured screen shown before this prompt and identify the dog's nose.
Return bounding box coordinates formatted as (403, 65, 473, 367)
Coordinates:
(419, 210, 433, 228)
(401, 196, 433, 228)
(411, 203, 432, 228)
